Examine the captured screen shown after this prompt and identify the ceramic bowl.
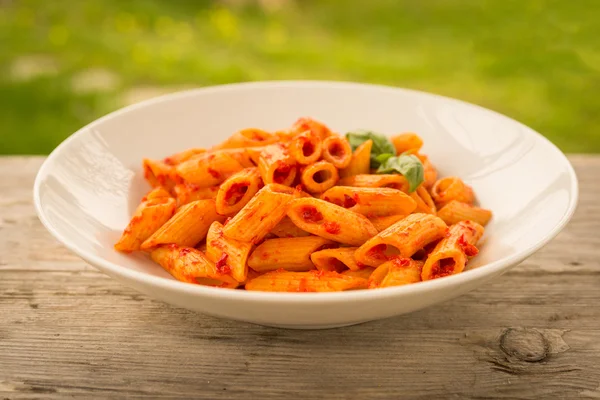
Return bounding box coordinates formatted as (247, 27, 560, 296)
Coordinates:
(34, 81, 578, 329)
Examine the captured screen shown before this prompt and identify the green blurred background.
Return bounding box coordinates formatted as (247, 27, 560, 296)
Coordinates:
(1, 0, 598, 154)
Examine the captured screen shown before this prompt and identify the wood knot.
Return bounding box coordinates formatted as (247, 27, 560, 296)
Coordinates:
(500, 328, 549, 362)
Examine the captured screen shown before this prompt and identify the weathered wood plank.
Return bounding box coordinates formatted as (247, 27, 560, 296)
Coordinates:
(1, 156, 599, 399)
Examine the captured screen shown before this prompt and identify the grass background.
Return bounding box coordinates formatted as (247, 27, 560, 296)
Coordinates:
(1, 0, 598, 154)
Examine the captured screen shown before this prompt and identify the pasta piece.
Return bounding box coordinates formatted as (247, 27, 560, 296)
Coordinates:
(151, 244, 238, 288)
(141, 187, 172, 201)
(368, 258, 422, 288)
(163, 148, 206, 165)
(215, 167, 262, 215)
(291, 117, 332, 140)
(213, 128, 278, 149)
(173, 183, 219, 206)
(274, 129, 295, 142)
(175, 152, 243, 187)
(223, 184, 294, 243)
(418, 154, 437, 189)
(369, 214, 406, 232)
(437, 200, 492, 226)
(321, 186, 416, 217)
(218, 148, 256, 168)
(257, 143, 297, 186)
(245, 270, 367, 292)
(431, 177, 475, 207)
(321, 136, 352, 169)
(339, 174, 409, 192)
(114, 197, 177, 252)
(288, 130, 322, 165)
(206, 221, 253, 282)
(339, 139, 372, 178)
(355, 213, 448, 267)
(391, 133, 423, 155)
(379, 258, 423, 288)
(410, 185, 437, 214)
(287, 197, 378, 246)
(248, 236, 335, 272)
(300, 161, 339, 194)
(421, 220, 485, 281)
(311, 247, 361, 272)
(140, 199, 225, 250)
(143, 159, 181, 190)
(270, 216, 311, 238)
(342, 267, 375, 282)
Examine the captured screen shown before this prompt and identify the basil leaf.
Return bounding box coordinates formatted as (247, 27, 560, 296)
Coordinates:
(376, 154, 424, 192)
(345, 130, 396, 168)
(374, 153, 394, 165)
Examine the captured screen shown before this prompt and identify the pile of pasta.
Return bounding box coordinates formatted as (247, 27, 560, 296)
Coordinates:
(115, 117, 492, 292)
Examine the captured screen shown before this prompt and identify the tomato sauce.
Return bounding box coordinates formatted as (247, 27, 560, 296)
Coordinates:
(431, 258, 455, 279)
(366, 244, 388, 261)
(300, 206, 324, 223)
(225, 183, 248, 204)
(273, 164, 293, 183)
(302, 139, 315, 157)
(323, 221, 341, 234)
(215, 253, 231, 274)
(458, 234, 478, 257)
(207, 168, 221, 179)
(343, 194, 358, 208)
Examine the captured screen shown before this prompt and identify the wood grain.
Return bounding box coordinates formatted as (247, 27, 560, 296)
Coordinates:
(1, 156, 599, 399)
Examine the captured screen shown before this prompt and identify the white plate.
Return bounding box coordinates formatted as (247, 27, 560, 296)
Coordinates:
(33, 81, 578, 329)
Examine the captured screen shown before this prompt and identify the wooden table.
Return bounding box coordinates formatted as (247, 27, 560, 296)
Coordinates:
(1, 156, 599, 399)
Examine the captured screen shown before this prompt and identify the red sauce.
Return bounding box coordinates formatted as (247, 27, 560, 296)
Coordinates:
(431, 258, 455, 279)
(224, 183, 248, 204)
(310, 270, 328, 278)
(302, 139, 315, 157)
(165, 243, 179, 250)
(223, 217, 232, 226)
(215, 253, 230, 274)
(273, 164, 293, 183)
(295, 184, 305, 192)
(356, 262, 369, 269)
(328, 142, 344, 158)
(207, 168, 221, 179)
(297, 278, 310, 292)
(391, 257, 411, 268)
(163, 157, 176, 166)
(250, 131, 265, 141)
(343, 194, 358, 208)
(179, 248, 192, 257)
(457, 234, 478, 257)
(323, 221, 341, 234)
(367, 244, 388, 261)
(300, 206, 324, 223)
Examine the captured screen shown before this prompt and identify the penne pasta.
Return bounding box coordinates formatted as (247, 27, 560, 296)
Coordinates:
(437, 200, 492, 226)
(342, 267, 375, 282)
(215, 167, 262, 215)
(175, 152, 244, 187)
(311, 247, 361, 272)
(431, 177, 475, 207)
(287, 197, 378, 246)
(300, 160, 339, 194)
(391, 133, 423, 155)
(213, 128, 278, 149)
(257, 143, 297, 186)
(421, 220, 484, 281)
(163, 148, 206, 165)
(340, 139, 372, 178)
(291, 117, 333, 140)
(173, 183, 219, 206)
(115, 197, 177, 252)
(222, 184, 295, 243)
(321, 136, 352, 169)
(151, 244, 238, 288)
(368, 214, 406, 232)
(143, 158, 181, 191)
(355, 213, 448, 267)
(270, 216, 311, 238)
(288, 130, 322, 165)
(245, 270, 367, 292)
(206, 221, 253, 282)
(248, 236, 335, 272)
(117, 117, 492, 290)
(409, 185, 437, 214)
(339, 174, 409, 192)
(368, 258, 423, 288)
(140, 199, 225, 250)
(321, 186, 416, 217)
